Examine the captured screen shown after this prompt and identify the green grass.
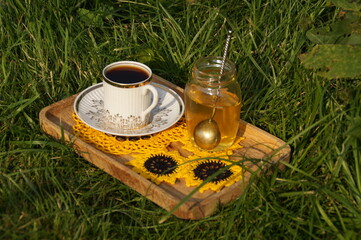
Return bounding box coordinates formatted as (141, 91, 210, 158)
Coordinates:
(1, 0, 361, 239)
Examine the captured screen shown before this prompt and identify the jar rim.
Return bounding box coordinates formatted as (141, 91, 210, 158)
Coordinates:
(192, 56, 236, 87)
(193, 56, 236, 77)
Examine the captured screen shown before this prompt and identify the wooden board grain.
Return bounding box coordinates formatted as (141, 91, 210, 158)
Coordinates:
(39, 74, 291, 220)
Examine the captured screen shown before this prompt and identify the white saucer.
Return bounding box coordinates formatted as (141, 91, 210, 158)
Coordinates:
(74, 82, 184, 137)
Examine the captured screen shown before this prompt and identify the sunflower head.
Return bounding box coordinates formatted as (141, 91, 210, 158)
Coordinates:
(193, 160, 233, 183)
(127, 151, 184, 185)
(144, 153, 178, 176)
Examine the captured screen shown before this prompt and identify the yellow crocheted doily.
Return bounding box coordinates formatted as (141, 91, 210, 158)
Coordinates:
(73, 113, 244, 193)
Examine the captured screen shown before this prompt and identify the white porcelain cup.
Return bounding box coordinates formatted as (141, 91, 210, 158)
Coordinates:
(102, 61, 158, 130)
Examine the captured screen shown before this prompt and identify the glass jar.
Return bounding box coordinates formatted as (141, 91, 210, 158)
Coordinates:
(184, 56, 242, 151)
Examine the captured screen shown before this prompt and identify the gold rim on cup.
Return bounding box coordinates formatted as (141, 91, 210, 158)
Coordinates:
(102, 61, 152, 88)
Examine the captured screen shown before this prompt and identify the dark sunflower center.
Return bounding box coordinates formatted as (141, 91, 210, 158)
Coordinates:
(193, 160, 233, 183)
(144, 154, 178, 176)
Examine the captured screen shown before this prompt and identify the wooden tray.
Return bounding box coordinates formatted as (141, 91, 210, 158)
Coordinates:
(39, 75, 291, 220)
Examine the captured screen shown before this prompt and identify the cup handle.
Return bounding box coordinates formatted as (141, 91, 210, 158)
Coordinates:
(141, 85, 158, 120)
